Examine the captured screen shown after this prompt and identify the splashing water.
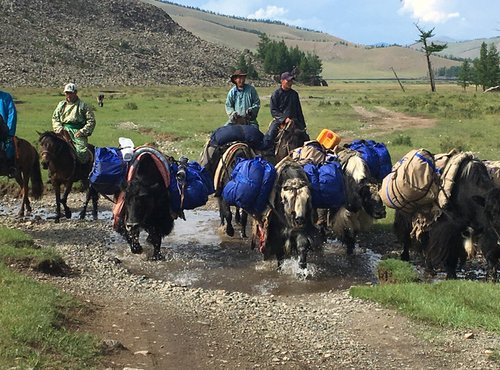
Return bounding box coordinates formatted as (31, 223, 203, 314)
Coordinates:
(278, 258, 319, 280)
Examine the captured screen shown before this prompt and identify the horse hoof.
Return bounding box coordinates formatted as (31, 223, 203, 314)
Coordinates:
(92, 214, 98, 221)
(79, 213, 85, 220)
(226, 224, 234, 237)
(346, 247, 354, 256)
(240, 231, 247, 239)
(54, 218, 60, 224)
(65, 210, 72, 219)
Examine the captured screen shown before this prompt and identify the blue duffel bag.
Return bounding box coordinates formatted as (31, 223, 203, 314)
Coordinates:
(303, 161, 346, 209)
(222, 157, 276, 215)
(89, 147, 127, 195)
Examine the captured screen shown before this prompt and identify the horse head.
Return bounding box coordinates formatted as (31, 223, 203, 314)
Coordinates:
(38, 131, 72, 169)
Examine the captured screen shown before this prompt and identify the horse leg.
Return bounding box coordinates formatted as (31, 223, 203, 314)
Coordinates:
(91, 189, 99, 221)
(61, 182, 73, 219)
(218, 198, 234, 237)
(54, 183, 62, 223)
(240, 210, 248, 238)
(79, 188, 92, 220)
(15, 171, 30, 217)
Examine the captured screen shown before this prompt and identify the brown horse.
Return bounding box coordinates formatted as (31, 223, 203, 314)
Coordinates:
(38, 131, 96, 222)
(1, 137, 44, 217)
(273, 120, 309, 164)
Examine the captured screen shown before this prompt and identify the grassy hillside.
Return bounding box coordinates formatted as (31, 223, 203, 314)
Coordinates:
(413, 37, 500, 60)
(142, 0, 460, 79)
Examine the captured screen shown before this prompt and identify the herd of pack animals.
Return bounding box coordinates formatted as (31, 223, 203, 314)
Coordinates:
(4, 119, 500, 282)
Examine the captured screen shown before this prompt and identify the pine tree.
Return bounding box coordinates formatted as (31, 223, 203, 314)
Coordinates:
(457, 60, 471, 90)
(415, 24, 447, 92)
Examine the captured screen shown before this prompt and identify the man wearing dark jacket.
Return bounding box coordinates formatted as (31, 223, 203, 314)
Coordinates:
(270, 72, 307, 130)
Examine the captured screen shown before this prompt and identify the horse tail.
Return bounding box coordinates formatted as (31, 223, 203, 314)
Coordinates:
(30, 149, 44, 199)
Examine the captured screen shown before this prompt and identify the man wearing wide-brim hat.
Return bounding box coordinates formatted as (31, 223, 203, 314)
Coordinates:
(225, 69, 260, 127)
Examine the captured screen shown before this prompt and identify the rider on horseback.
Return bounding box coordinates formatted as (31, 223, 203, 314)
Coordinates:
(51, 83, 96, 164)
(225, 70, 261, 127)
(0, 90, 18, 178)
(270, 71, 310, 141)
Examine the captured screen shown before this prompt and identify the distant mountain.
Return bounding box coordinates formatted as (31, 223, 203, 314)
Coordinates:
(0, 0, 237, 87)
(143, 0, 460, 79)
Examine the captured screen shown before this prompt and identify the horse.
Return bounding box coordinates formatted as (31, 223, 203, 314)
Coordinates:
(258, 160, 319, 269)
(210, 142, 255, 238)
(38, 131, 97, 222)
(273, 120, 309, 164)
(394, 156, 500, 281)
(0, 137, 44, 217)
(113, 147, 175, 260)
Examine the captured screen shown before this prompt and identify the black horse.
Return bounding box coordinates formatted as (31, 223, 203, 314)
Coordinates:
(113, 148, 175, 260)
(38, 131, 97, 222)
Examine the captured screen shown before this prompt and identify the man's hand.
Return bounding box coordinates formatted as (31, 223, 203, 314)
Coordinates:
(75, 130, 83, 138)
(245, 108, 253, 119)
(230, 112, 240, 122)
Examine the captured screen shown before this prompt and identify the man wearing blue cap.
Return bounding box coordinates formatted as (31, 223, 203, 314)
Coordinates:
(269, 71, 307, 131)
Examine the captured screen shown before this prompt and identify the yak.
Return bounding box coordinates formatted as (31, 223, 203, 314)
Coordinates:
(115, 151, 174, 260)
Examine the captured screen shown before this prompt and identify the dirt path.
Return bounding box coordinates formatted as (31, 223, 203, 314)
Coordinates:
(0, 192, 498, 370)
(340, 105, 437, 141)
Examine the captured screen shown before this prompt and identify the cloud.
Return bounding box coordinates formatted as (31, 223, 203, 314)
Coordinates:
(399, 0, 460, 23)
(248, 5, 288, 20)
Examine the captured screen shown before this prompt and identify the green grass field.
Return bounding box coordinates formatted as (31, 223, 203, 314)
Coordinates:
(0, 227, 101, 369)
(10, 82, 500, 161)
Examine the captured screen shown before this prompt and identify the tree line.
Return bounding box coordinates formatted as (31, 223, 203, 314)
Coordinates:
(457, 42, 500, 91)
(235, 33, 323, 84)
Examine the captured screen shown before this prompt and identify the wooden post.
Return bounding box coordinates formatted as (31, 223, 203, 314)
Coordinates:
(391, 67, 406, 93)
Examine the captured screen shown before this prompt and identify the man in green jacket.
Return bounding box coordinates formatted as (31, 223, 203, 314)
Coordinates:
(225, 70, 260, 127)
(52, 83, 96, 163)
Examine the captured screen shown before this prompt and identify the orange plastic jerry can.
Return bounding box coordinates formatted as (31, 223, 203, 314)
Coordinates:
(316, 129, 341, 149)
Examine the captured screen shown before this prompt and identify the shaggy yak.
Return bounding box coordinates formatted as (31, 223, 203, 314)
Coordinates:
(114, 149, 175, 260)
(259, 160, 320, 269)
(394, 157, 500, 281)
(325, 153, 386, 255)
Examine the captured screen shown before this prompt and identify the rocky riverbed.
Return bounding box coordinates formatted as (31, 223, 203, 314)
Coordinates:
(1, 192, 499, 369)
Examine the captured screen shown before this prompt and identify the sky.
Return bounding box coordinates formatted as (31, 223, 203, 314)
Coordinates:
(166, 0, 500, 45)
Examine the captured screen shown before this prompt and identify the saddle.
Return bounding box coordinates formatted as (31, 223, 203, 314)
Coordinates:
(213, 142, 254, 194)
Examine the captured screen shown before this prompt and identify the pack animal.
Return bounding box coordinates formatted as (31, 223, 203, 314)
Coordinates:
(115, 152, 174, 260)
(208, 142, 255, 238)
(1, 137, 43, 216)
(262, 161, 318, 269)
(328, 153, 386, 254)
(38, 131, 97, 222)
(394, 157, 500, 281)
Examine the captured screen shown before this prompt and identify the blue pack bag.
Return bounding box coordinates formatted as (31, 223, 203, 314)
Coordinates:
(89, 147, 127, 194)
(222, 157, 276, 215)
(169, 161, 215, 211)
(303, 161, 346, 209)
(210, 125, 264, 149)
(347, 140, 392, 181)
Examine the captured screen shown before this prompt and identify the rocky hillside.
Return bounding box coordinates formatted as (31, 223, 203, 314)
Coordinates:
(0, 0, 238, 87)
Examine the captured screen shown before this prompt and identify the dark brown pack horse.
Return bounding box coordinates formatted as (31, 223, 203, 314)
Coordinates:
(273, 120, 309, 164)
(1, 137, 44, 216)
(38, 131, 97, 222)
